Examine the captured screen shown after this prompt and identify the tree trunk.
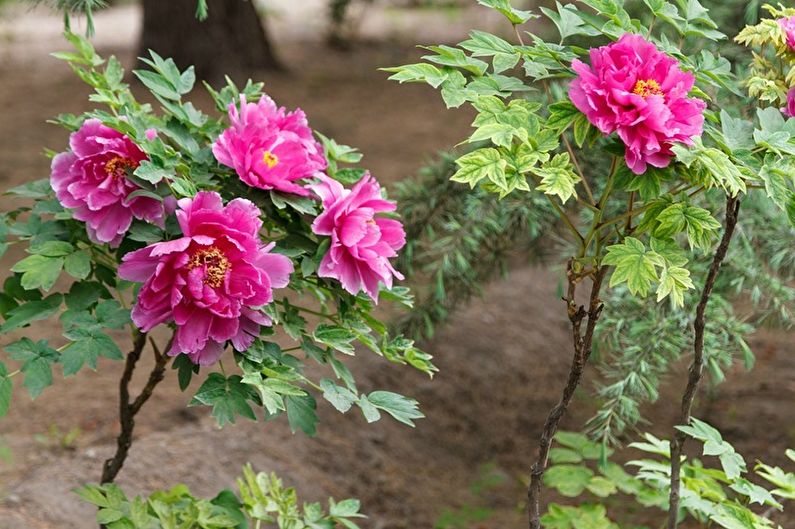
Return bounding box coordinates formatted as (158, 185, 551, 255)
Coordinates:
(139, 0, 281, 83)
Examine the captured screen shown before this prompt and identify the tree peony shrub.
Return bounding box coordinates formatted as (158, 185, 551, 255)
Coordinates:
(0, 31, 434, 526)
(387, 1, 795, 527)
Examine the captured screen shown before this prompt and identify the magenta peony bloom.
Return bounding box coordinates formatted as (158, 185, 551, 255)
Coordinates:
(779, 16, 795, 51)
(51, 119, 167, 246)
(212, 95, 327, 196)
(785, 87, 795, 118)
(569, 34, 706, 174)
(119, 191, 293, 365)
(310, 173, 405, 301)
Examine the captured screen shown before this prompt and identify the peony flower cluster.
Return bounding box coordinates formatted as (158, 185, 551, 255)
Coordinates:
(212, 95, 327, 196)
(310, 173, 405, 301)
(119, 192, 293, 365)
(51, 119, 168, 246)
(52, 92, 406, 366)
(779, 16, 795, 52)
(569, 34, 706, 174)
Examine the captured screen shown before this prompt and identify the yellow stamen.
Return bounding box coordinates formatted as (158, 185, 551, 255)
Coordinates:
(262, 150, 279, 169)
(188, 247, 230, 288)
(104, 156, 137, 178)
(632, 79, 664, 98)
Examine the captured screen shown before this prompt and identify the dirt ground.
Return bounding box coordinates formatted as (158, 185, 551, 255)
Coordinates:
(0, 3, 793, 529)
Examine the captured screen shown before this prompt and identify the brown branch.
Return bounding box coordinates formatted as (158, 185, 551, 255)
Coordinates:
(100, 332, 172, 484)
(666, 194, 741, 529)
(528, 264, 608, 528)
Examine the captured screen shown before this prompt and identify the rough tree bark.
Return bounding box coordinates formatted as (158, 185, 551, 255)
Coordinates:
(139, 0, 281, 82)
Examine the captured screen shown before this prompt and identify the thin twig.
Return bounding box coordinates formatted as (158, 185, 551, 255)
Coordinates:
(100, 332, 173, 484)
(528, 264, 608, 529)
(625, 191, 636, 233)
(666, 194, 741, 529)
(513, 24, 525, 46)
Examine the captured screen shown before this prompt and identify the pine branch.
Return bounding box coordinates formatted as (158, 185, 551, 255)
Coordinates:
(394, 153, 555, 340)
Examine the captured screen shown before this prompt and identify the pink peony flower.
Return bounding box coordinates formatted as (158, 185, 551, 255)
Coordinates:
(212, 95, 327, 196)
(118, 191, 293, 365)
(310, 173, 405, 301)
(785, 87, 795, 118)
(51, 119, 168, 246)
(779, 16, 795, 51)
(569, 34, 706, 174)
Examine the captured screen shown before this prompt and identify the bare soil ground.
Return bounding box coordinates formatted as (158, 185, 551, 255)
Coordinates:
(0, 3, 793, 529)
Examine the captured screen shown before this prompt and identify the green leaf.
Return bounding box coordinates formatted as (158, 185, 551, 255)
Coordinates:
(459, 30, 519, 74)
(191, 373, 257, 427)
(11, 254, 64, 292)
(74, 485, 111, 508)
(172, 353, 197, 392)
(366, 391, 424, 427)
(451, 148, 507, 189)
(127, 222, 164, 243)
(357, 395, 381, 423)
(549, 447, 583, 464)
(65, 281, 101, 311)
(759, 156, 795, 211)
(656, 265, 694, 307)
(134, 160, 171, 184)
(6, 179, 53, 199)
(586, 476, 618, 497)
(320, 378, 357, 413)
(603, 238, 661, 297)
(96, 508, 123, 524)
(6, 338, 59, 399)
(383, 63, 449, 88)
(546, 101, 580, 132)
(95, 300, 131, 329)
(421, 45, 489, 76)
(653, 203, 721, 250)
(540, 2, 601, 41)
(64, 249, 91, 280)
(133, 69, 181, 101)
(313, 324, 357, 355)
(643, 0, 684, 26)
(329, 498, 363, 518)
(572, 114, 593, 149)
(533, 153, 580, 204)
(0, 294, 62, 333)
(0, 363, 12, 417)
(672, 141, 746, 196)
(720, 110, 755, 151)
(285, 394, 318, 436)
(476, 0, 537, 24)
(544, 465, 595, 496)
(61, 327, 123, 375)
(30, 240, 74, 257)
(468, 123, 518, 147)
